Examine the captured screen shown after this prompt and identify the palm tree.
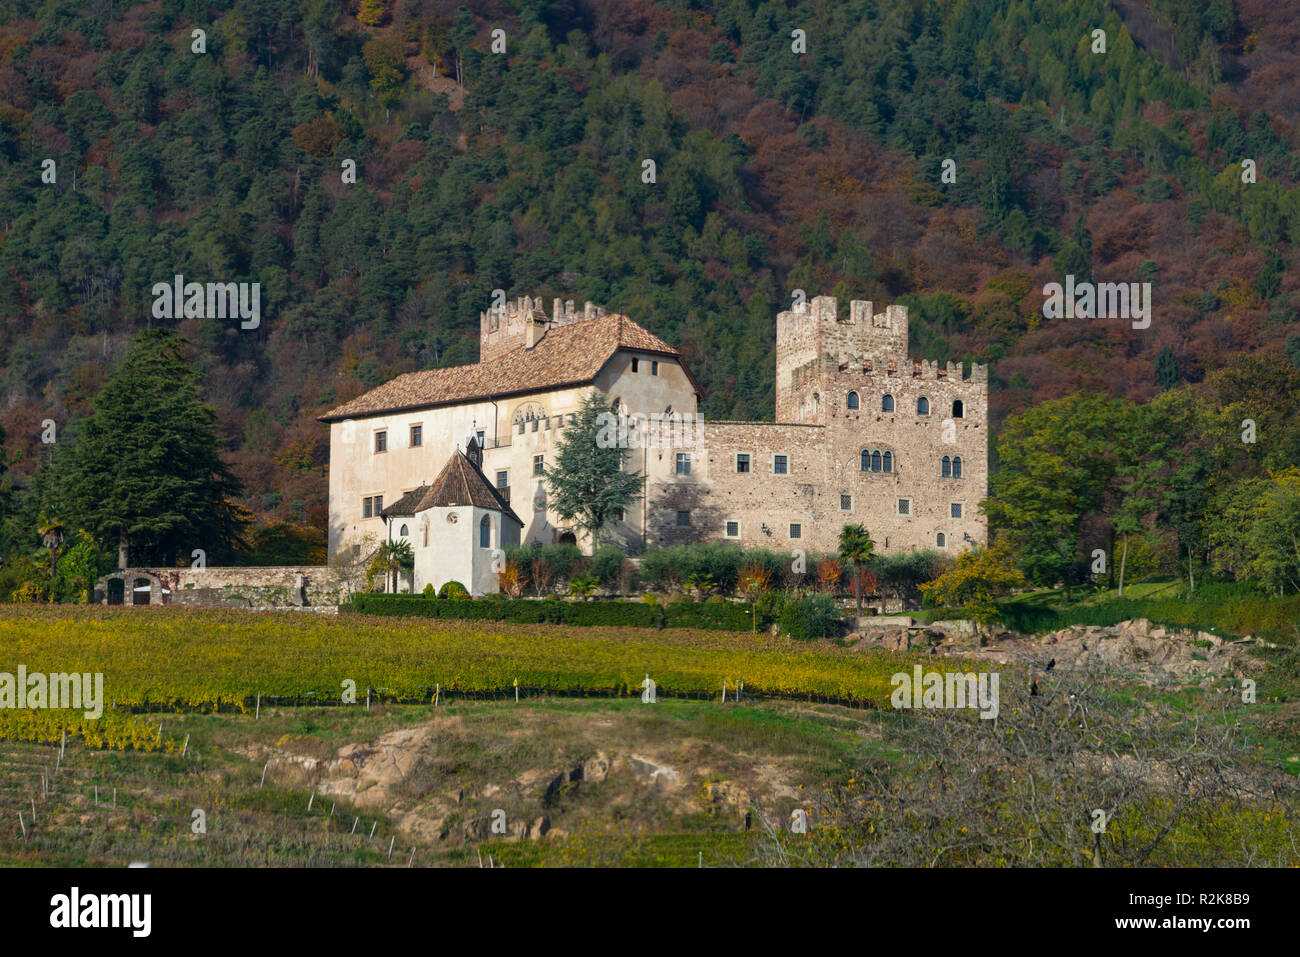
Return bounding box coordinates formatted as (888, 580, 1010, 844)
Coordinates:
(384, 539, 415, 593)
(838, 523, 875, 618)
(37, 513, 66, 601)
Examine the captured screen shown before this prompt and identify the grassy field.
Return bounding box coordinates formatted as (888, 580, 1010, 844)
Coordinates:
(0, 606, 1294, 867)
(0, 606, 924, 727)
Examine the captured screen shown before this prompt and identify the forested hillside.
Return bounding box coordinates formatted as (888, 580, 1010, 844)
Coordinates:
(0, 0, 1297, 553)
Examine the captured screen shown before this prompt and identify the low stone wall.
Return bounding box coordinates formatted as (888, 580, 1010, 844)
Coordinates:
(94, 566, 352, 610)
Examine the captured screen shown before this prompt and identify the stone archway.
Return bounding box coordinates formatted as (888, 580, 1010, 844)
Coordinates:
(558, 530, 577, 546)
(105, 577, 125, 606)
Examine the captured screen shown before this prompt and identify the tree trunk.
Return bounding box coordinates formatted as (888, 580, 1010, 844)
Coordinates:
(118, 533, 128, 571)
(853, 560, 862, 617)
(1117, 535, 1128, 597)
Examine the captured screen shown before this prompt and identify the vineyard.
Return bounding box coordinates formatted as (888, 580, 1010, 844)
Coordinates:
(0, 607, 929, 746)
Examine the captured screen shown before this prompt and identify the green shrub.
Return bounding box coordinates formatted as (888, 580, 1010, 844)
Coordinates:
(421, 583, 436, 597)
(777, 594, 842, 641)
(437, 581, 470, 600)
(348, 594, 756, 631)
(589, 546, 624, 590)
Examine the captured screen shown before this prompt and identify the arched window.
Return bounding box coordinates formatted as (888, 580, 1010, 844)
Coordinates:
(860, 449, 870, 471)
(942, 455, 952, 478)
(399, 524, 409, 537)
(937, 532, 946, 548)
(952, 399, 964, 418)
(846, 391, 859, 410)
(882, 451, 892, 473)
(882, 394, 894, 413)
(422, 523, 428, 547)
(871, 451, 882, 472)
(953, 456, 963, 478)
(917, 396, 929, 415)
(479, 514, 491, 548)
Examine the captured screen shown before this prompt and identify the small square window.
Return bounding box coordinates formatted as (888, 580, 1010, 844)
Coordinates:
(497, 470, 509, 489)
(533, 455, 545, 476)
(789, 524, 802, 539)
(951, 503, 963, 519)
(725, 520, 740, 538)
(651, 360, 659, 375)
(676, 510, 690, 527)
(736, 454, 750, 473)
(897, 498, 910, 516)
(631, 357, 639, 372)
(773, 454, 788, 475)
(840, 493, 852, 511)
(675, 452, 691, 475)
(374, 431, 387, 454)
(410, 425, 422, 447)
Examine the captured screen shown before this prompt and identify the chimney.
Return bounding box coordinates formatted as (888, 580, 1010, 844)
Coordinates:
(525, 314, 546, 349)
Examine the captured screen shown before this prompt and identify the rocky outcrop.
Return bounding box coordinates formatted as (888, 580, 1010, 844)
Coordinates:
(852, 617, 1273, 681)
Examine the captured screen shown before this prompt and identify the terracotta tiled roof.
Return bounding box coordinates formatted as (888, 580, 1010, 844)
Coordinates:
(320, 313, 698, 421)
(381, 449, 522, 526)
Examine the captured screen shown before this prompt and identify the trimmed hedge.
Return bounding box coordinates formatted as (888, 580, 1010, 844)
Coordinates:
(347, 594, 756, 631)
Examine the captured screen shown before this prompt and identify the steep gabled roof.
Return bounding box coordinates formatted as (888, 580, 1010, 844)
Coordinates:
(319, 312, 701, 422)
(381, 449, 523, 526)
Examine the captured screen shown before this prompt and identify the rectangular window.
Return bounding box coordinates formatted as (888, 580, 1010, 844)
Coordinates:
(675, 452, 691, 475)
(789, 524, 802, 539)
(615, 508, 624, 522)
(409, 424, 422, 447)
(897, 498, 910, 516)
(736, 454, 750, 473)
(725, 520, 740, 538)
(676, 510, 690, 527)
(374, 495, 383, 513)
(773, 454, 788, 475)
(476, 429, 486, 447)
(497, 470, 509, 489)
(362, 497, 373, 519)
(631, 357, 639, 372)
(840, 493, 852, 511)
(951, 502, 963, 519)
(374, 431, 387, 454)
(533, 454, 544, 476)
(651, 360, 659, 375)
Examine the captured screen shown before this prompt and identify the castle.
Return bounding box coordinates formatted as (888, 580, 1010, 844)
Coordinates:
(319, 295, 988, 594)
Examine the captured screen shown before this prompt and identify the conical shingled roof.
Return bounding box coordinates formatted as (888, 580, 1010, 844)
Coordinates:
(381, 449, 523, 526)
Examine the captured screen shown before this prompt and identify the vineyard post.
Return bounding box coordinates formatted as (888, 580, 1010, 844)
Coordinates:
(330, 802, 335, 818)
(31, 797, 36, 823)
(113, 787, 116, 808)
(182, 733, 189, 757)
(721, 680, 726, 703)
(366, 688, 370, 710)
(388, 836, 394, 859)
(351, 816, 359, 835)
(434, 683, 440, 707)
(255, 692, 260, 720)
(17, 813, 24, 840)
(94, 785, 98, 806)
(60, 730, 66, 762)
(738, 680, 743, 704)
(307, 792, 314, 812)
(259, 761, 269, 788)
(41, 769, 46, 798)
(369, 821, 376, 840)
(408, 848, 415, 867)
